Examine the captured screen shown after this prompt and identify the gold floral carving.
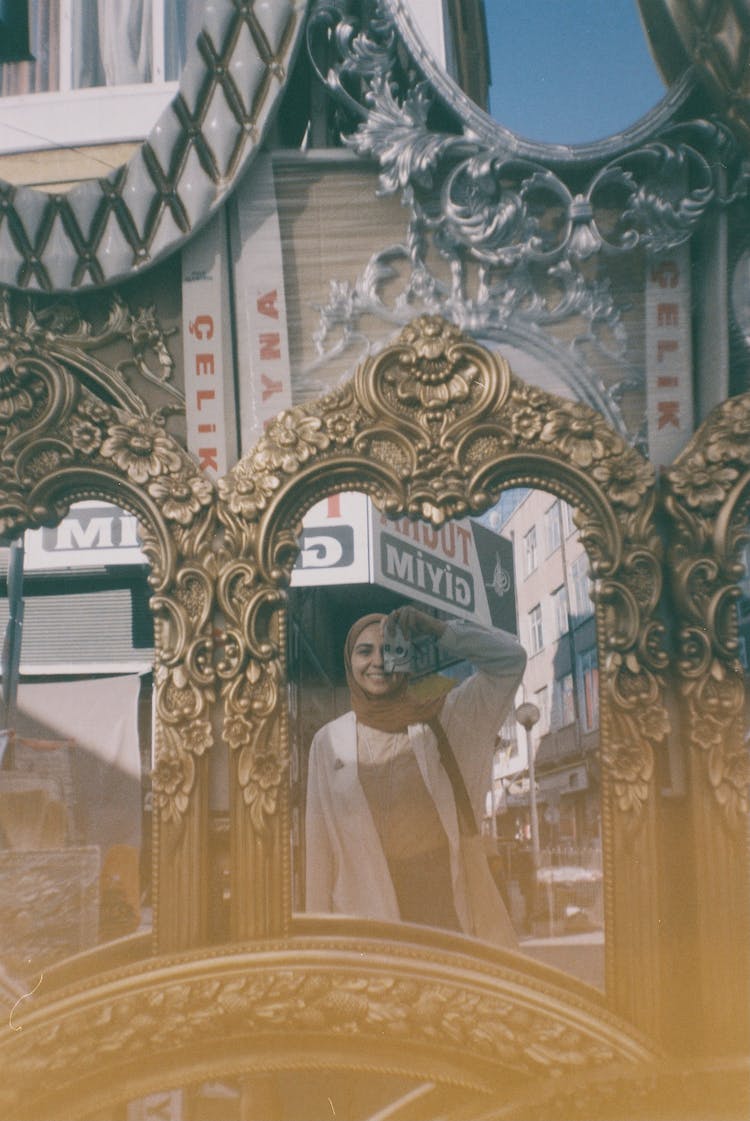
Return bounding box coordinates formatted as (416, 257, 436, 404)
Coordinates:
(0, 935, 658, 1120)
(218, 315, 666, 858)
(664, 393, 750, 830)
(0, 297, 216, 829)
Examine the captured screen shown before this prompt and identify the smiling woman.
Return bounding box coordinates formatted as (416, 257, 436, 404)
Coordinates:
(304, 604, 527, 943)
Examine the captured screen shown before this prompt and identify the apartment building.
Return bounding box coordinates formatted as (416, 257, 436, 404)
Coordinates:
(488, 489, 600, 848)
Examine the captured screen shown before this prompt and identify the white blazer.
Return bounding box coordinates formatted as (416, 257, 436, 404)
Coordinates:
(305, 621, 527, 940)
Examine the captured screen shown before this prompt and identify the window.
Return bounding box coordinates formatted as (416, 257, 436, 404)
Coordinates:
(524, 525, 538, 576)
(0, 1, 203, 153)
(534, 685, 549, 735)
(0, 1, 32, 63)
(561, 501, 576, 538)
(570, 554, 594, 619)
(553, 673, 575, 728)
(528, 603, 543, 654)
(578, 648, 599, 732)
(552, 585, 569, 638)
(498, 714, 518, 758)
(545, 501, 561, 555)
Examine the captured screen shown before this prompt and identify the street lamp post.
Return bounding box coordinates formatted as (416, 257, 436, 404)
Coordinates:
(516, 701, 541, 871)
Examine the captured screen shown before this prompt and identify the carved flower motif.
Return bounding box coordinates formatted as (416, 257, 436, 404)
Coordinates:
(607, 735, 653, 813)
(244, 747, 283, 829)
(0, 331, 32, 376)
(591, 455, 652, 508)
(511, 405, 544, 443)
(151, 749, 190, 822)
(705, 397, 750, 464)
(219, 467, 281, 521)
(70, 417, 103, 456)
(100, 421, 183, 484)
(669, 453, 739, 514)
(539, 401, 609, 467)
(393, 316, 475, 414)
(77, 396, 112, 424)
(182, 720, 212, 756)
(224, 715, 252, 751)
(635, 703, 670, 743)
(265, 409, 330, 474)
(147, 473, 213, 526)
(324, 411, 358, 445)
(0, 340, 43, 424)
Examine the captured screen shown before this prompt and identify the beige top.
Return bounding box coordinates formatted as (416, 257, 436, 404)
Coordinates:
(357, 725, 447, 859)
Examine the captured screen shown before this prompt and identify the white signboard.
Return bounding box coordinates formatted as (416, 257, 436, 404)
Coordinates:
(231, 155, 293, 449)
(23, 502, 146, 571)
(181, 211, 237, 477)
(292, 493, 370, 587)
(371, 510, 492, 623)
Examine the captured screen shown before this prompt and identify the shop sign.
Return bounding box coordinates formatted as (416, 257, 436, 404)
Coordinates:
(291, 492, 370, 586)
(371, 511, 514, 624)
(23, 502, 146, 571)
(231, 155, 293, 448)
(181, 212, 237, 477)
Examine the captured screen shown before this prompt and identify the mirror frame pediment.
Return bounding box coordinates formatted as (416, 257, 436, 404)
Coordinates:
(217, 315, 668, 1036)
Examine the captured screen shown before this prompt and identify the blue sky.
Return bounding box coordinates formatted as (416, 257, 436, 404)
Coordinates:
(484, 0, 667, 144)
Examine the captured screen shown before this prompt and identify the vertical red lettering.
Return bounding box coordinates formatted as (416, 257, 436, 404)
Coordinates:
(657, 340, 678, 362)
(261, 373, 283, 401)
(657, 401, 680, 429)
(199, 448, 219, 470)
(650, 260, 679, 288)
(657, 303, 679, 327)
(256, 290, 279, 319)
(327, 495, 341, 519)
(189, 315, 214, 339)
(196, 354, 215, 375)
(259, 332, 281, 360)
(196, 389, 215, 409)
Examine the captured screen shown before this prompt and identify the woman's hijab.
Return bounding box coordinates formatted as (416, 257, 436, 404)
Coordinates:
(344, 613, 454, 732)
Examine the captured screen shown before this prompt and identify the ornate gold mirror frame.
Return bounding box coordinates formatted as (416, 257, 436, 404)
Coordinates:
(217, 316, 668, 1040)
(0, 298, 217, 953)
(664, 396, 750, 1054)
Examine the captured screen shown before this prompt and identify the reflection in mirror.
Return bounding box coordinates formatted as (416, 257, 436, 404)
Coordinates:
(289, 490, 603, 991)
(410, 0, 667, 145)
(0, 501, 153, 993)
(125, 1072, 491, 1121)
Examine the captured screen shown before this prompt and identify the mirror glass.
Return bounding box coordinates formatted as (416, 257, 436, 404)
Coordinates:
(0, 501, 153, 991)
(124, 1073, 496, 1121)
(419, 0, 668, 145)
(288, 489, 604, 991)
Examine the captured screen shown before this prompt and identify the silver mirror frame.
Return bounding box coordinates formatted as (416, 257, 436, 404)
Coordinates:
(386, 0, 694, 164)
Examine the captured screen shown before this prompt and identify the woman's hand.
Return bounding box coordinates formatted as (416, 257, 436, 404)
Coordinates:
(384, 605, 446, 640)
